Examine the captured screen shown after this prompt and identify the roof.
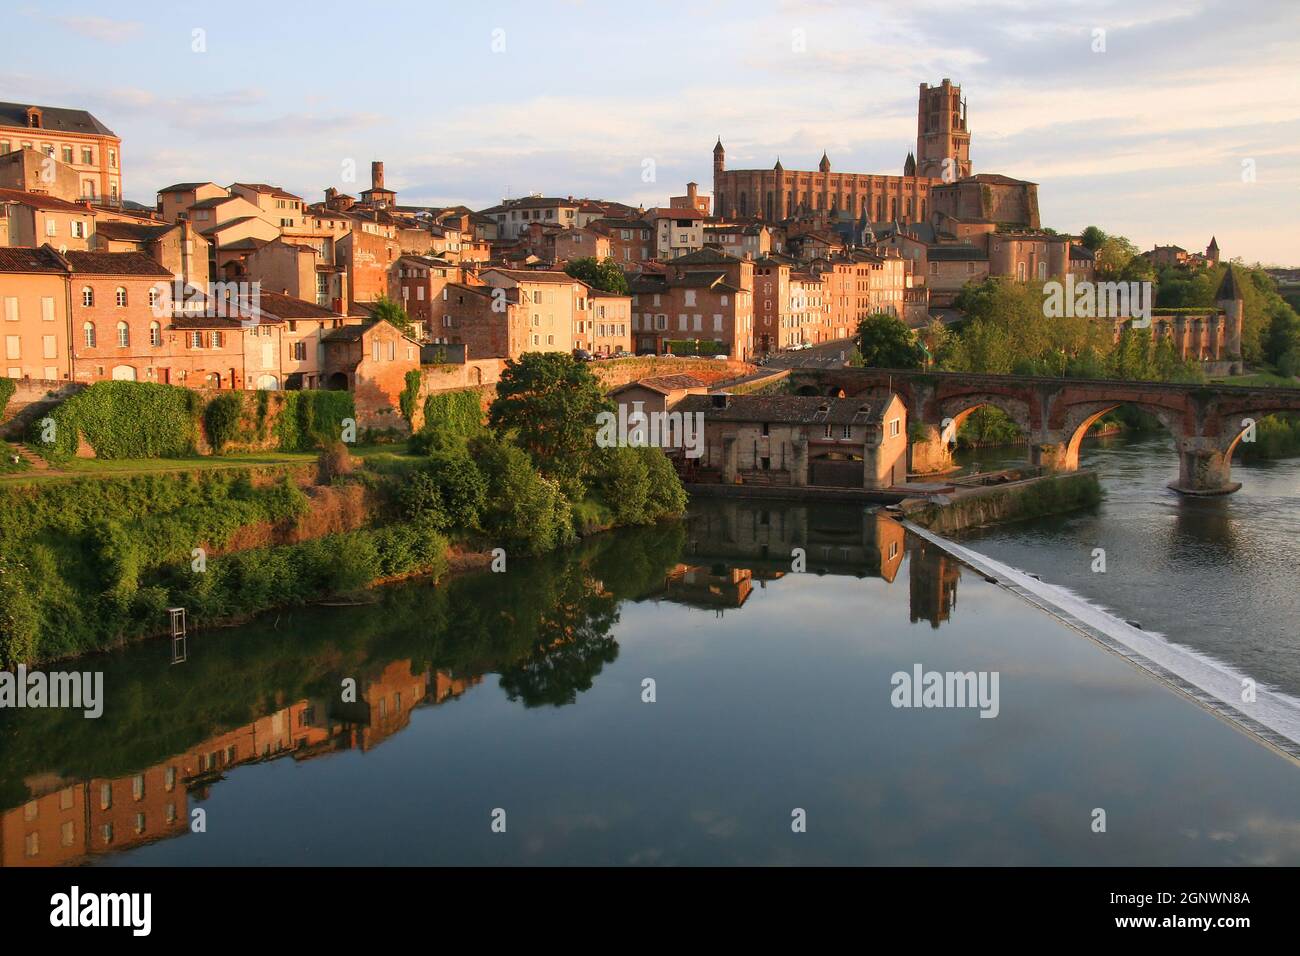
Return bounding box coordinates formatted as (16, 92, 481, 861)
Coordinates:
(320, 317, 421, 345)
(926, 245, 988, 262)
(672, 247, 743, 266)
(157, 182, 218, 194)
(1216, 266, 1243, 301)
(954, 173, 1037, 187)
(610, 374, 708, 396)
(1070, 245, 1095, 260)
(93, 220, 173, 243)
(253, 291, 344, 320)
(0, 188, 91, 212)
(482, 267, 585, 285)
(231, 182, 302, 201)
(675, 394, 898, 426)
(0, 102, 116, 137)
(189, 195, 239, 210)
(65, 250, 173, 277)
(0, 246, 67, 274)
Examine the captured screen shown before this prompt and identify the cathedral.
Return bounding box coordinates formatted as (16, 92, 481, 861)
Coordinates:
(712, 79, 972, 225)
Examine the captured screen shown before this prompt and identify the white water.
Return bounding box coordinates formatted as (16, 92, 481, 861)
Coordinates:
(905, 522, 1300, 751)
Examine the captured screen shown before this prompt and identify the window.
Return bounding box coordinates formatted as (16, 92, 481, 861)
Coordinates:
(824, 424, 833, 439)
(5, 336, 18, 360)
(101, 824, 113, 845)
(114, 287, 127, 307)
(292, 341, 306, 360)
(109, 149, 117, 168)
(100, 783, 112, 810)
(889, 418, 901, 438)
(372, 340, 381, 362)
(148, 286, 160, 309)
(83, 322, 96, 348)
(44, 335, 57, 359)
(132, 774, 145, 800)
(71, 220, 86, 238)
(841, 425, 852, 439)
(150, 321, 161, 347)
(82, 287, 94, 307)
(387, 342, 395, 361)
(211, 330, 222, 348)
(25, 832, 38, 858)
(3, 297, 16, 322)
(135, 812, 146, 835)
(45, 218, 57, 236)
(189, 331, 203, 348)
(165, 767, 176, 792)
(116, 321, 129, 347)
(61, 821, 75, 847)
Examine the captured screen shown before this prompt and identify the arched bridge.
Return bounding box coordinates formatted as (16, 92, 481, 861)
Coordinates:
(788, 367, 1300, 495)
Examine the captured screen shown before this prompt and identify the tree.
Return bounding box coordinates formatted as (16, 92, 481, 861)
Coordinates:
(488, 352, 612, 495)
(371, 295, 415, 337)
(1095, 235, 1142, 280)
(1080, 226, 1107, 252)
(855, 312, 926, 369)
(564, 257, 630, 295)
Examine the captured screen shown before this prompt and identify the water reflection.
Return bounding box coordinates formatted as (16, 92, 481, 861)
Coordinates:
(2, 505, 976, 866)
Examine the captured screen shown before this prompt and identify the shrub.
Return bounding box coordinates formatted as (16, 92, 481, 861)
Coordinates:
(472, 434, 573, 554)
(399, 369, 422, 426)
(0, 377, 15, 415)
(275, 390, 356, 451)
(203, 393, 243, 453)
(420, 389, 482, 443)
(317, 441, 355, 484)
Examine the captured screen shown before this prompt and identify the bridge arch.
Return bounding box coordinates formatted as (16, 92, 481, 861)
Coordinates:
(1056, 400, 1184, 473)
(934, 393, 1033, 448)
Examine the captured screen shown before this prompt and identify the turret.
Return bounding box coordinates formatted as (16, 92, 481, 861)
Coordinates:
(1215, 265, 1243, 363)
(819, 151, 831, 173)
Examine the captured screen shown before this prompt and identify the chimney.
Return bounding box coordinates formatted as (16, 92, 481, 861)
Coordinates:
(325, 186, 338, 202)
(371, 161, 384, 191)
(687, 182, 698, 201)
(711, 392, 731, 409)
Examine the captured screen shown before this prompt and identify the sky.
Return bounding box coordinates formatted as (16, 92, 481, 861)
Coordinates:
(5, 0, 1299, 264)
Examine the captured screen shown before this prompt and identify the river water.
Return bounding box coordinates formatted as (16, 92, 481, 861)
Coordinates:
(1, 444, 1298, 866)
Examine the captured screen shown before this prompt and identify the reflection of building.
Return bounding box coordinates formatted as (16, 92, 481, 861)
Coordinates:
(683, 502, 905, 582)
(0, 662, 481, 866)
(661, 563, 753, 610)
(909, 541, 960, 628)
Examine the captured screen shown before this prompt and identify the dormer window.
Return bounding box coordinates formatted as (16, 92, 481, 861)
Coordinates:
(26, 108, 41, 129)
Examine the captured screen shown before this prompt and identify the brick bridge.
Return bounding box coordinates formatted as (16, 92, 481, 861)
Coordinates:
(787, 368, 1300, 495)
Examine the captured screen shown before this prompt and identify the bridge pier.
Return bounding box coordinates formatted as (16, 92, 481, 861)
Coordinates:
(1031, 438, 1075, 473)
(908, 423, 957, 476)
(1169, 445, 1241, 496)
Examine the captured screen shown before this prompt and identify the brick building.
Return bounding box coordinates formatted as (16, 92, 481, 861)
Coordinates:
(0, 102, 123, 204)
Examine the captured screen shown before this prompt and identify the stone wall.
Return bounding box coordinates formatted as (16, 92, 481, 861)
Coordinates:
(0, 379, 84, 439)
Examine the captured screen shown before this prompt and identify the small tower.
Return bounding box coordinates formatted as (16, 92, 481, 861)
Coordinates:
(1215, 265, 1243, 367)
(904, 151, 917, 177)
(713, 137, 727, 217)
(819, 150, 831, 173)
(1206, 235, 1220, 267)
(916, 78, 972, 179)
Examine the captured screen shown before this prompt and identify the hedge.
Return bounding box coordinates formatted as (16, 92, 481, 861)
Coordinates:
(0, 377, 15, 416)
(203, 393, 244, 453)
(28, 381, 201, 461)
(274, 390, 356, 451)
(421, 389, 482, 440)
(664, 339, 724, 356)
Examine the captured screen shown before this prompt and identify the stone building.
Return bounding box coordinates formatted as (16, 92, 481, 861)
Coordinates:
(675, 392, 908, 489)
(0, 102, 123, 204)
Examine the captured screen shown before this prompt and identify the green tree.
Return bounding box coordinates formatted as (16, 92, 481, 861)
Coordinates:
(1095, 235, 1142, 280)
(371, 295, 416, 337)
(564, 257, 630, 295)
(855, 312, 925, 369)
(1080, 226, 1107, 251)
(488, 352, 612, 495)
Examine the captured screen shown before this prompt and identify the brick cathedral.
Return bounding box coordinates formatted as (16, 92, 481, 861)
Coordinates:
(712, 79, 972, 225)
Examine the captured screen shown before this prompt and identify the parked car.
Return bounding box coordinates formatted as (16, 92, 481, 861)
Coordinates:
(713, 354, 730, 361)
(573, 349, 593, 362)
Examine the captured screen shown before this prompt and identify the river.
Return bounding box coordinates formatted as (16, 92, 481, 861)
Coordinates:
(2, 459, 1298, 864)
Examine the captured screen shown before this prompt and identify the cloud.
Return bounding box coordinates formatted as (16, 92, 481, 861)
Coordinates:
(51, 15, 143, 43)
